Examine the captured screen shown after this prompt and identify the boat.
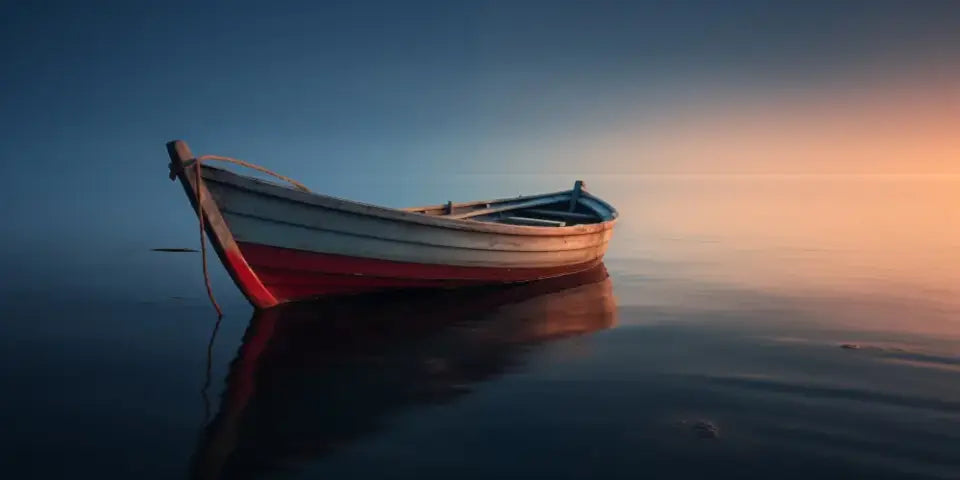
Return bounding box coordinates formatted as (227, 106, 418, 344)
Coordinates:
(166, 140, 618, 309)
(191, 265, 616, 479)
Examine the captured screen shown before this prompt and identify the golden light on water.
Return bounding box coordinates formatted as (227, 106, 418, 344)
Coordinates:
(606, 173, 960, 335)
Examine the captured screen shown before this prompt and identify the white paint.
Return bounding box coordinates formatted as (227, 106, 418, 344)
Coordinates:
(201, 165, 617, 268)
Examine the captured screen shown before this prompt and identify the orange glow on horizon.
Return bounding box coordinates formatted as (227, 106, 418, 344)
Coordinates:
(564, 73, 960, 174)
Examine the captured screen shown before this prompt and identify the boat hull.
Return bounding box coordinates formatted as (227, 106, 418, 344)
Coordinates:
(167, 141, 617, 308)
(236, 241, 605, 300)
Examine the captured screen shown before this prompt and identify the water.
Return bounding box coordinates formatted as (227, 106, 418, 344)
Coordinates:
(2, 175, 959, 479)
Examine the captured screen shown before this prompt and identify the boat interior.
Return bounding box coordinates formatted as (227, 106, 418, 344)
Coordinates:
(404, 181, 614, 227)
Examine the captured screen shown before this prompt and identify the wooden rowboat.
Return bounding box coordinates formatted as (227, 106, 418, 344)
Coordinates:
(166, 140, 618, 309)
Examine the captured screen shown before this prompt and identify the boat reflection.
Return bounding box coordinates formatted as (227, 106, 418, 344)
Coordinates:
(192, 264, 616, 480)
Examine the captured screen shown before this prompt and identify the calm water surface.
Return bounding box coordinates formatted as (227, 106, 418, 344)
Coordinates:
(2, 176, 959, 479)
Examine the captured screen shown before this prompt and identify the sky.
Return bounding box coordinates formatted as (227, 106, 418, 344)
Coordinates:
(0, 0, 958, 289)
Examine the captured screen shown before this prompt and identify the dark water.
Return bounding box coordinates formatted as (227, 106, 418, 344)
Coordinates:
(2, 176, 959, 479)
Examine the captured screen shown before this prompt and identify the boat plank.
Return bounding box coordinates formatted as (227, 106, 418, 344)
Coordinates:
(447, 194, 571, 220)
(401, 191, 561, 213)
(499, 216, 567, 227)
(578, 195, 617, 220)
(223, 213, 610, 268)
(202, 166, 614, 236)
(203, 167, 610, 236)
(518, 209, 600, 221)
(208, 181, 610, 252)
(239, 242, 605, 281)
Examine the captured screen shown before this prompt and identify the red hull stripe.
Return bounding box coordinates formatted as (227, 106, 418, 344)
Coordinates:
(223, 248, 279, 308)
(235, 241, 603, 302)
(254, 266, 486, 288)
(237, 241, 601, 282)
(265, 281, 478, 300)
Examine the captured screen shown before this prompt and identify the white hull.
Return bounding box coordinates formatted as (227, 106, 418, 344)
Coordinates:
(203, 166, 616, 268)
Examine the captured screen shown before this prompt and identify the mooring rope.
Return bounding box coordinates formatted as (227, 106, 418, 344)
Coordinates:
(184, 155, 311, 316)
(194, 155, 311, 193)
(194, 159, 223, 317)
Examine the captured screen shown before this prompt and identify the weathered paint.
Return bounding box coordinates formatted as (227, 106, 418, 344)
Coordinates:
(167, 140, 619, 308)
(167, 141, 280, 309)
(207, 183, 613, 253)
(223, 213, 610, 267)
(237, 241, 605, 302)
(201, 165, 618, 236)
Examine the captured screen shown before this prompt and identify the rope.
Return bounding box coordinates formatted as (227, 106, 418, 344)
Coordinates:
(195, 155, 311, 192)
(183, 154, 310, 316)
(195, 159, 224, 317)
(200, 314, 223, 425)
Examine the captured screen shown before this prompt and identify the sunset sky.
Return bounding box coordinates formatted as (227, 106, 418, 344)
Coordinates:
(0, 0, 958, 265)
(2, 1, 958, 178)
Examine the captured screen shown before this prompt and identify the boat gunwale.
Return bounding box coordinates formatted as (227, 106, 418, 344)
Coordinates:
(200, 164, 619, 238)
(220, 210, 612, 253)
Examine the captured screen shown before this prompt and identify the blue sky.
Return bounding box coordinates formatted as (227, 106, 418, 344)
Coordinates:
(3, 1, 958, 174)
(0, 0, 958, 295)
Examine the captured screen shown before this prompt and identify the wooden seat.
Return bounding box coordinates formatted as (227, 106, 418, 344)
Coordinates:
(498, 216, 567, 227)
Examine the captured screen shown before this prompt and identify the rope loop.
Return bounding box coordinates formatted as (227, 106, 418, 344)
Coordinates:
(195, 155, 311, 192)
(195, 159, 223, 317)
(183, 154, 310, 316)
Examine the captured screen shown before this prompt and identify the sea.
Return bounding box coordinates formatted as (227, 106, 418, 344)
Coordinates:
(1, 174, 958, 479)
